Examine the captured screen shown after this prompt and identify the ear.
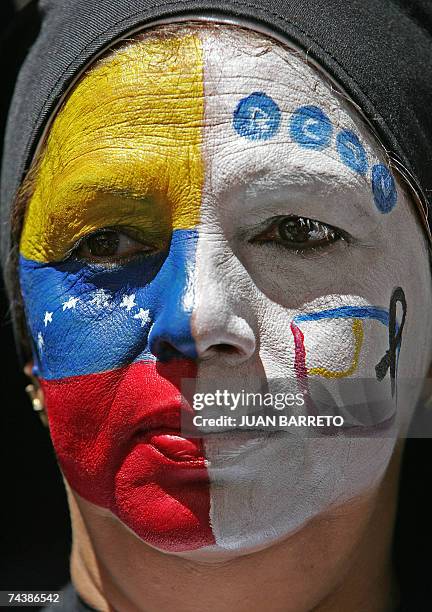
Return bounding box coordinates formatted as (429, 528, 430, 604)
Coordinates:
(24, 361, 48, 426)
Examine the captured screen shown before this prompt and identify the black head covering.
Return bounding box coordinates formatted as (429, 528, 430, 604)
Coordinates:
(1, 0, 432, 352)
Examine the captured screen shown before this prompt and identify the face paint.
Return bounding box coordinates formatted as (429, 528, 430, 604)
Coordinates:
(19, 25, 432, 559)
(20, 33, 213, 552)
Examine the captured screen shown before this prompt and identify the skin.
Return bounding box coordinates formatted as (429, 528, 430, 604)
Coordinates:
(19, 22, 432, 611)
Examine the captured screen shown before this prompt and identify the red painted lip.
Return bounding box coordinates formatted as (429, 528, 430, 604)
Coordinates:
(131, 400, 205, 464)
(138, 428, 205, 463)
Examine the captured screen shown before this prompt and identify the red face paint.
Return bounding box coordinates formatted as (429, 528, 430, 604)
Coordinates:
(41, 359, 215, 551)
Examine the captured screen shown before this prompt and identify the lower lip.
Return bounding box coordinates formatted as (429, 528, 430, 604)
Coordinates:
(143, 431, 205, 463)
(203, 431, 276, 463)
(135, 429, 280, 466)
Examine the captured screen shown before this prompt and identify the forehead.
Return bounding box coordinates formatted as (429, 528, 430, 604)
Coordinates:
(20, 25, 391, 263)
(47, 26, 374, 159)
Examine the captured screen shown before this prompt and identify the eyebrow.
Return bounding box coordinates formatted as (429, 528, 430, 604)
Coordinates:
(67, 182, 156, 201)
(220, 166, 378, 231)
(219, 160, 373, 200)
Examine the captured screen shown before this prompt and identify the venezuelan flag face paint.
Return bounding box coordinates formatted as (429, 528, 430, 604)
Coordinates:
(19, 26, 432, 558)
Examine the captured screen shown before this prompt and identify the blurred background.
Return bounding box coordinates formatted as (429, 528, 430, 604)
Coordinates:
(14, 0, 32, 9)
(0, 1, 432, 609)
(0, 0, 70, 596)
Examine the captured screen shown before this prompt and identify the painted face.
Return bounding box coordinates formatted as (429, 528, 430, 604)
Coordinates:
(18, 25, 432, 559)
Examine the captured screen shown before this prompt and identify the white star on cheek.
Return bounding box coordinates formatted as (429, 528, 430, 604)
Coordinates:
(44, 311, 53, 327)
(62, 296, 79, 311)
(133, 308, 151, 327)
(89, 289, 111, 309)
(37, 332, 44, 351)
(120, 293, 137, 312)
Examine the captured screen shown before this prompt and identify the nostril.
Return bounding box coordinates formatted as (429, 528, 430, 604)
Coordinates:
(193, 317, 256, 364)
(198, 343, 242, 362)
(148, 322, 198, 361)
(154, 341, 186, 362)
(197, 340, 254, 364)
(215, 343, 240, 355)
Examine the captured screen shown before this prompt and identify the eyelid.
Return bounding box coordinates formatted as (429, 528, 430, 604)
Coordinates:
(65, 226, 158, 263)
(250, 215, 349, 247)
(268, 214, 343, 231)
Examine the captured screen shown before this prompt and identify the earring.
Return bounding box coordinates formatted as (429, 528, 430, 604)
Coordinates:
(25, 383, 48, 427)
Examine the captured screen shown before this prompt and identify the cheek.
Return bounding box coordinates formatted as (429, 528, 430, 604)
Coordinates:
(382, 231, 432, 420)
(39, 360, 216, 553)
(367, 197, 432, 394)
(254, 281, 394, 380)
(18, 229, 198, 378)
(18, 257, 157, 378)
(19, 241, 219, 553)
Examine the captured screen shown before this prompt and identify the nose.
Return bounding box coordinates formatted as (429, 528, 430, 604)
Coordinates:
(193, 313, 256, 365)
(192, 237, 256, 365)
(148, 231, 256, 365)
(147, 231, 198, 361)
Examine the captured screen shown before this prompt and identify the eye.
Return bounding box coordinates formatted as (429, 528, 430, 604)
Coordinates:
(73, 229, 155, 263)
(252, 216, 344, 250)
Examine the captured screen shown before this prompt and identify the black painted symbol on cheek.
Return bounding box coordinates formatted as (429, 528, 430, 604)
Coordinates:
(375, 287, 407, 396)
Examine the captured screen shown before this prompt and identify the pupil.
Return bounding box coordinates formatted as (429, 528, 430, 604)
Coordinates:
(279, 218, 312, 243)
(87, 231, 120, 256)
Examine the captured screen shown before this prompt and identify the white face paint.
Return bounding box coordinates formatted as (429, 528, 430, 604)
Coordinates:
(183, 26, 432, 559)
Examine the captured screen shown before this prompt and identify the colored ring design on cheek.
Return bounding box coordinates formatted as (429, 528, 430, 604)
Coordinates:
(308, 319, 364, 378)
(290, 295, 405, 433)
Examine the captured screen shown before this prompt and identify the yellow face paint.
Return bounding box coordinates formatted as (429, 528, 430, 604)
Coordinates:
(20, 34, 205, 263)
(309, 319, 364, 378)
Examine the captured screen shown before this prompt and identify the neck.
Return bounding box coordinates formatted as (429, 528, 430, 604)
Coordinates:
(67, 444, 402, 612)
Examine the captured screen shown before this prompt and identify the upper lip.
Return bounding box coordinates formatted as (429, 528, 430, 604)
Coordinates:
(131, 400, 197, 439)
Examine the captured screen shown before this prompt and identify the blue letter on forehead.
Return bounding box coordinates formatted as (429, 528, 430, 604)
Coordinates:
(336, 129, 368, 176)
(233, 92, 281, 141)
(372, 164, 397, 213)
(289, 105, 332, 150)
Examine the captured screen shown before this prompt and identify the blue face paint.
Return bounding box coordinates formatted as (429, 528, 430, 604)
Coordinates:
(235, 93, 395, 214)
(233, 92, 281, 141)
(371, 164, 397, 213)
(293, 305, 390, 326)
(19, 229, 199, 379)
(289, 105, 332, 150)
(336, 129, 368, 175)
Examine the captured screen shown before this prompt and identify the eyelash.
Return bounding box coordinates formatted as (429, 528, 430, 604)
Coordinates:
(250, 215, 347, 253)
(67, 215, 347, 267)
(67, 228, 157, 266)
(257, 241, 338, 260)
(73, 251, 152, 269)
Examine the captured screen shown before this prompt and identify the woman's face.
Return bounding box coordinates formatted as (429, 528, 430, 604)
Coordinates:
(18, 24, 432, 559)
